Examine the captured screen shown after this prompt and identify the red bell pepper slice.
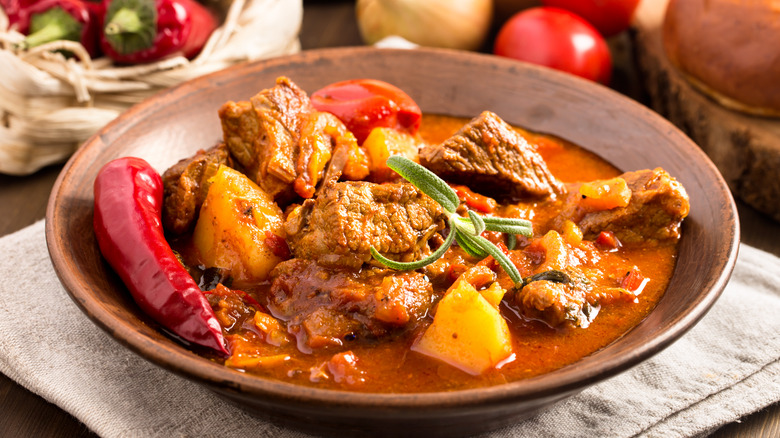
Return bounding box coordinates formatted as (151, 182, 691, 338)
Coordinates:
(311, 79, 422, 144)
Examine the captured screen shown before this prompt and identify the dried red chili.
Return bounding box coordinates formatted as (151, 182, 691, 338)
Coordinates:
(93, 157, 228, 356)
(99, 0, 217, 64)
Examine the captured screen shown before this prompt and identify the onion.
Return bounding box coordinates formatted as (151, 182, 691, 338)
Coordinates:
(356, 0, 494, 51)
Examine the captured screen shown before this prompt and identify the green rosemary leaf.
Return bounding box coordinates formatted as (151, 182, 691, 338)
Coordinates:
(480, 216, 532, 225)
(483, 222, 533, 236)
(455, 231, 487, 258)
(480, 216, 533, 236)
(506, 233, 517, 250)
(468, 210, 485, 235)
(482, 216, 532, 226)
(370, 217, 457, 270)
(373, 156, 533, 279)
(386, 156, 460, 213)
(460, 233, 523, 285)
(454, 216, 475, 234)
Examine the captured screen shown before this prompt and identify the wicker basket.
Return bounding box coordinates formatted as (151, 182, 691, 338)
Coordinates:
(0, 0, 302, 175)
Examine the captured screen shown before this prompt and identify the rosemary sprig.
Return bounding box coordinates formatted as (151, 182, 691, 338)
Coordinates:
(370, 156, 533, 286)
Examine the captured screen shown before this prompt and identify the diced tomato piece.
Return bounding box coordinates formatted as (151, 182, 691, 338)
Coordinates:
(451, 184, 497, 213)
(595, 230, 621, 250)
(620, 266, 647, 294)
(206, 283, 263, 310)
(327, 351, 364, 385)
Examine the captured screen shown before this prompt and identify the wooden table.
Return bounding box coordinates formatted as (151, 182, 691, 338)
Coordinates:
(0, 1, 778, 436)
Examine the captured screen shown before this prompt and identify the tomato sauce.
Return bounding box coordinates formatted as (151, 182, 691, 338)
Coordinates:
(179, 114, 679, 393)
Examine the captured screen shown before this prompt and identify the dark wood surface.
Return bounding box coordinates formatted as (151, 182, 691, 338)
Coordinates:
(0, 1, 778, 437)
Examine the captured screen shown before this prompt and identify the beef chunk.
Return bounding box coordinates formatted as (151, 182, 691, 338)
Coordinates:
(219, 76, 309, 200)
(419, 111, 565, 200)
(268, 259, 435, 351)
(514, 267, 599, 328)
(575, 168, 690, 244)
(161, 143, 234, 234)
(284, 181, 446, 269)
(219, 76, 365, 203)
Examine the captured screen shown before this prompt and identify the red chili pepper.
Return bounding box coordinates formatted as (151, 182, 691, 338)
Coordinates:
(311, 79, 423, 144)
(17, 0, 102, 57)
(2, 0, 37, 32)
(99, 0, 217, 64)
(93, 157, 228, 356)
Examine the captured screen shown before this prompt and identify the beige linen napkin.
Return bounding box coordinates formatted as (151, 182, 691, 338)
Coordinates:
(1, 220, 779, 437)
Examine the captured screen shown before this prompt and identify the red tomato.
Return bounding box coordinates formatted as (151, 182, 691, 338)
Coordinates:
(493, 7, 612, 85)
(311, 79, 422, 144)
(542, 0, 640, 37)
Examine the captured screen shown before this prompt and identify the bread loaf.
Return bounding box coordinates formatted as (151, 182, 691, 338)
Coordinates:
(663, 0, 780, 117)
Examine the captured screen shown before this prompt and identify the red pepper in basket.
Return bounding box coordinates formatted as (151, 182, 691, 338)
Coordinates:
(17, 0, 102, 57)
(93, 157, 229, 356)
(2, 0, 37, 32)
(99, 0, 217, 64)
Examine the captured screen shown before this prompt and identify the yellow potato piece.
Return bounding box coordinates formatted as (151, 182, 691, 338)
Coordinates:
(479, 282, 506, 308)
(561, 219, 583, 246)
(412, 280, 513, 375)
(193, 165, 286, 285)
(363, 127, 419, 182)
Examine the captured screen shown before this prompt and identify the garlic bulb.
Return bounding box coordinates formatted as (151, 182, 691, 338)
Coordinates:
(356, 0, 494, 51)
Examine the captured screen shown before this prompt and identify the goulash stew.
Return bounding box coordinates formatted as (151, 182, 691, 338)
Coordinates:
(94, 77, 689, 393)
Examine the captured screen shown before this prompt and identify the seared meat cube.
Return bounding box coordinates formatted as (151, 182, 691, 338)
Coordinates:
(512, 229, 649, 328)
(284, 181, 446, 268)
(514, 268, 599, 328)
(219, 76, 366, 203)
(512, 231, 597, 328)
(268, 259, 435, 351)
(219, 76, 309, 201)
(419, 111, 565, 200)
(567, 168, 690, 244)
(161, 143, 234, 234)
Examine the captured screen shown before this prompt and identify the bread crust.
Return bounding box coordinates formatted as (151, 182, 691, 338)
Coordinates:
(662, 0, 780, 117)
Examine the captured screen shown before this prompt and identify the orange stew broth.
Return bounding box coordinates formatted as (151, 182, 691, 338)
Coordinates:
(179, 114, 678, 393)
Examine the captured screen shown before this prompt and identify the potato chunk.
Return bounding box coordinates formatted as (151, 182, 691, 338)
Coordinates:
(412, 276, 513, 375)
(193, 166, 286, 285)
(363, 127, 420, 182)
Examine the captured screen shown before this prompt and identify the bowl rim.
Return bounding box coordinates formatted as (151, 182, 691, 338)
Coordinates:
(45, 46, 740, 411)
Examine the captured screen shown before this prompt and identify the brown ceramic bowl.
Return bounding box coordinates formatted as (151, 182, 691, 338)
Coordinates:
(46, 47, 739, 437)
